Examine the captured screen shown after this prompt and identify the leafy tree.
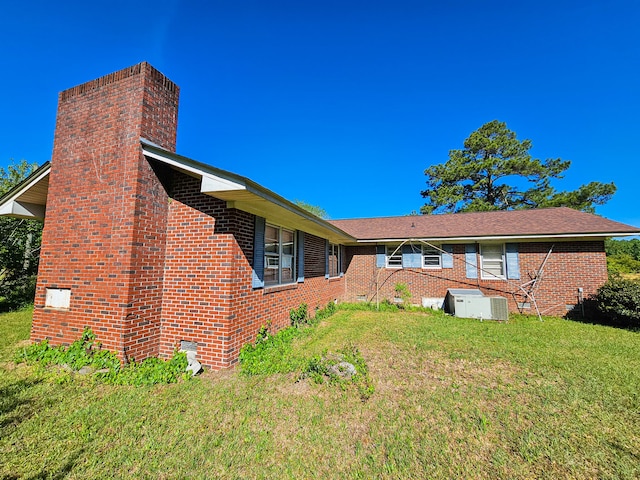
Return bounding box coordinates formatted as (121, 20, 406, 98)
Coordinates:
(421, 120, 616, 214)
(605, 238, 640, 275)
(606, 238, 640, 261)
(294, 200, 329, 219)
(0, 159, 43, 311)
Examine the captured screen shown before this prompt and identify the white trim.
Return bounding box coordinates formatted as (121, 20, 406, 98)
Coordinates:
(3, 165, 50, 201)
(143, 148, 246, 193)
(385, 245, 402, 268)
(422, 244, 442, 269)
(200, 175, 245, 193)
(479, 243, 506, 280)
(141, 142, 355, 245)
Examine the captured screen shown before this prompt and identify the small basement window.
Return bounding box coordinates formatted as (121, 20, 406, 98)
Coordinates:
(45, 288, 71, 309)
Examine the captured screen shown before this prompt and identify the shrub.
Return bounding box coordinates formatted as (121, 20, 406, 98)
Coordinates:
(0, 274, 37, 312)
(314, 300, 337, 322)
(591, 277, 640, 328)
(99, 353, 188, 386)
(16, 328, 120, 371)
(393, 282, 412, 308)
(290, 303, 309, 328)
(15, 328, 190, 385)
(240, 302, 341, 376)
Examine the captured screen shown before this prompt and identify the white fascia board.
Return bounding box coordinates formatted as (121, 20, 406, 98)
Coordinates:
(200, 175, 245, 193)
(142, 145, 246, 193)
(141, 143, 356, 243)
(356, 232, 638, 243)
(0, 201, 46, 219)
(0, 166, 50, 219)
(142, 146, 246, 193)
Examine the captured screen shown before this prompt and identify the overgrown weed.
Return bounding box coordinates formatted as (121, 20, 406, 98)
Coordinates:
(14, 328, 189, 386)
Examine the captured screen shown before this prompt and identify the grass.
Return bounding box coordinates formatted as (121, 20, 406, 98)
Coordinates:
(1, 306, 639, 479)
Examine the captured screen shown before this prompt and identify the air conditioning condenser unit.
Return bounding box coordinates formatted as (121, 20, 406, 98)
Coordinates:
(445, 289, 509, 321)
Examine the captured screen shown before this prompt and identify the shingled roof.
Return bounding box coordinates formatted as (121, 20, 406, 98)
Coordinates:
(329, 207, 640, 242)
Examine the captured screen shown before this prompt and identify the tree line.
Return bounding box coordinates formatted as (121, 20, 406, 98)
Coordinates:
(0, 160, 42, 311)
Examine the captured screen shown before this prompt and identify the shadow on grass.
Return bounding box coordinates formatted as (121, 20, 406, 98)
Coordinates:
(0, 447, 84, 480)
(566, 299, 640, 332)
(0, 377, 43, 432)
(26, 448, 85, 480)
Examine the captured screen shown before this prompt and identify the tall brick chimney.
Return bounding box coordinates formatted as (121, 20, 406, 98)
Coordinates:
(32, 62, 180, 362)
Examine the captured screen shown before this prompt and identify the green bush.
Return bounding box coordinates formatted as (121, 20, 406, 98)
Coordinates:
(98, 353, 188, 386)
(605, 238, 640, 260)
(240, 301, 342, 376)
(0, 274, 37, 312)
(314, 300, 337, 321)
(289, 303, 309, 327)
(591, 278, 640, 328)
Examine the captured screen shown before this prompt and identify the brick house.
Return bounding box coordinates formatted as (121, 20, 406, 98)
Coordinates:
(1, 63, 638, 370)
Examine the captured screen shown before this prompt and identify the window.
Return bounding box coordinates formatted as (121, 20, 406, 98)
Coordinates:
(328, 243, 340, 277)
(480, 244, 505, 279)
(386, 245, 402, 268)
(264, 224, 296, 285)
(422, 245, 442, 268)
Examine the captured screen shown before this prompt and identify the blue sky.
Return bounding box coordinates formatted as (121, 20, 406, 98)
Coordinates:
(1, 0, 639, 228)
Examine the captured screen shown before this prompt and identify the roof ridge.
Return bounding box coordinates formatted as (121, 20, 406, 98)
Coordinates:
(329, 206, 574, 223)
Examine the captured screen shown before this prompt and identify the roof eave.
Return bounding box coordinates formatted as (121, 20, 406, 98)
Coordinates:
(0, 162, 51, 219)
(141, 140, 355, 244)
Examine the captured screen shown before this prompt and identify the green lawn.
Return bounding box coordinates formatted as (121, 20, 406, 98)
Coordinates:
(1, 307, 639, 479)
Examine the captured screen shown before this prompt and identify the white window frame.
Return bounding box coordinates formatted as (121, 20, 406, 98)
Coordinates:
(264, 224, 296, 286)
(385, 245, 402, 268)
(328, 243, 341, 278)
(422, 244, 442, 269)
(480, 243, 506, 280)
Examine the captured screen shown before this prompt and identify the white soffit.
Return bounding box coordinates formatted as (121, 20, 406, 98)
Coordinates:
(141, 141, 355, 244)
(0, 164, 50, 219)
(200, 175, 245, 192)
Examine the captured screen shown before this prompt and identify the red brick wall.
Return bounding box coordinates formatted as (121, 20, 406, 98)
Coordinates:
(343, 241, 607, 316)
(30, 62, 344, 370)
(156, 171, 345, 368)
(31, 63, 179, 361)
